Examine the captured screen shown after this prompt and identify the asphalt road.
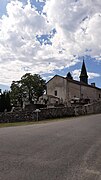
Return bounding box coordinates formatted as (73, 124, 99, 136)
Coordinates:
(0, 114, 101, 180)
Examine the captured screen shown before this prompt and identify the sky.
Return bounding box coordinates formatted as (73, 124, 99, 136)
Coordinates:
(0, 0, 101, 91)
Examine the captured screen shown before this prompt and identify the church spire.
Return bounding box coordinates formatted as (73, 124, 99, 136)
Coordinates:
(80, 59, 88, 84)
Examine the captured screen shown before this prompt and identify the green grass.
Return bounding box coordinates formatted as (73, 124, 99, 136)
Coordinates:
(0, 121, 38, 128)
(0, 117, 74, 128)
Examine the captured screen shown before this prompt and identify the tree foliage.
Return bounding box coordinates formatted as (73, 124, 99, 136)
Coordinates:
(10, 73, 46, 106)
(10, 81, 23, 107)
(0, 91, 11, 112)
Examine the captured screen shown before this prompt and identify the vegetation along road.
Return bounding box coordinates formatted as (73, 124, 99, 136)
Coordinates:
(0, 114, 101, 180)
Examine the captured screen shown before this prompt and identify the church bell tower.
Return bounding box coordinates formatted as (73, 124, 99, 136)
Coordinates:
(80, 60, 88, 84)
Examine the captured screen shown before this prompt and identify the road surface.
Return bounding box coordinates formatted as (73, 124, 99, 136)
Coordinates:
(0, 114, 101, 180)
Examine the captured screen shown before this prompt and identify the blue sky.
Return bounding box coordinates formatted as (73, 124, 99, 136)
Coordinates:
(0, 0, 101, 91)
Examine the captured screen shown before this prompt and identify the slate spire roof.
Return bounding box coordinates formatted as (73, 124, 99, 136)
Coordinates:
(80, 59, 88, 84)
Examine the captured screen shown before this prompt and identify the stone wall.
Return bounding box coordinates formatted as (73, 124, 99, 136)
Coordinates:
(0, 101, 101, 123)
(0, 107, 75, 123)
(75, 101, 101, 116)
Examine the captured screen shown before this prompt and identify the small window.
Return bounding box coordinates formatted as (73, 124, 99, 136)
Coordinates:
(54, 90, 57, 96)
(99, 94, 101, 98)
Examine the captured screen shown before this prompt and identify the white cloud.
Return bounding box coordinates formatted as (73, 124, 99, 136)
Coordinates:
(72, 69, 81, 80)
(0, 0, 101, 86)
(0, 0, 53, 85)
(44, 0, 101, 57)
(72, 69, 100, 80)
(88, 72, 101, 79)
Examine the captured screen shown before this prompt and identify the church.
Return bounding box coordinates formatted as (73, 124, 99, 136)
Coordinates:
(45, 61, 101, 106)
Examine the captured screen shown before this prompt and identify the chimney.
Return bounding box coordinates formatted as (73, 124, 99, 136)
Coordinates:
(91, 83, 95, 87)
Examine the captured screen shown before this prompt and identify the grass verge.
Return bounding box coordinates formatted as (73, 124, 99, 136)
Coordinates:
(0, 121, 38, 128)
(0, 116, 75, 128)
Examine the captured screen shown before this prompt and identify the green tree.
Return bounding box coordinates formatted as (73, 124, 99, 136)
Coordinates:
(10, 81, 23, 107)
(10, 73, 46, 106)
(5, 92, 11, 111)
(0, 91, 11, 112)
(0, 93, 6, 112)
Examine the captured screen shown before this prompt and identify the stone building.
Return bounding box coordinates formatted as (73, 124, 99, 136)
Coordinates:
(46, 61, 101, 106)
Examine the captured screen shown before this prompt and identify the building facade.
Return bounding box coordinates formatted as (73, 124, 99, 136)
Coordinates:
(46, 61, 101, 106)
